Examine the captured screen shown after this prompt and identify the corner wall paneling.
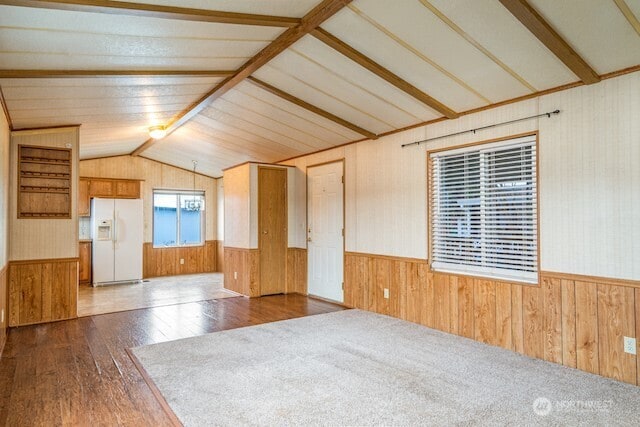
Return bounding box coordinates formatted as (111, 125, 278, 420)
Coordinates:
(286, 248, 307, 294)
(216, 241, 224, 273)
(8, 258, 78, 327)
(223, 247, 259, 297)
(344, 252, 639, 386)
(0, 265, 7, 353)
(143, 240, 218, 278)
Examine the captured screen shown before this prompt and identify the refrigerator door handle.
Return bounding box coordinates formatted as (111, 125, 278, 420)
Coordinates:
(113, 211, 118, 244)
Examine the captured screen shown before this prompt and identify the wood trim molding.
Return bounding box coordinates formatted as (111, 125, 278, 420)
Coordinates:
(1, 0, 300, 27)
(222, 160, 296, 172)
(312, 28, 458, 119)
(130, 0, 353, 157)
(0, 85, 12, 130)
(0, 69, 235, 78)
(9, 257, 79, 265)
(345, 251, 428, 265)
(222, 246, 260, 252)
(540, 271, 640, 289)
(498, 0, 600, 84)
(11, 124, 82, 133)
(247, 77, 378, 139)
(125, 349, 182, 427)
(614, 0, 640, 37)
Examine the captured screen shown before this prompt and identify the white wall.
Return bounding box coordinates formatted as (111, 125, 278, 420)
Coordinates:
(216, 178, 224, 241)
(284, 72, 640, 281)
(223, 163, 251, 248)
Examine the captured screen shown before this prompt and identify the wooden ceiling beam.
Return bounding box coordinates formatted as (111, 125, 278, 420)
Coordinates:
(247, 76, 377, 140)
(0, 70, 235, 78)
(131, 0, 353, 156)
(498, 0, 600, 84)
(0, 0, 300, 27)
(312, 28, 459, 119)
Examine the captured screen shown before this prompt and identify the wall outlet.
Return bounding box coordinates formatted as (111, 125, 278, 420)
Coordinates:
(624, 336, 637, 355)
(383, 288, 389, 299)
(234, 271, 238, 280)
(180, 258, 185, 265)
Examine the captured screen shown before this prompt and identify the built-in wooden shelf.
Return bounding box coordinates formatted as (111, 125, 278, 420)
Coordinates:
(18, 145, 72, 219)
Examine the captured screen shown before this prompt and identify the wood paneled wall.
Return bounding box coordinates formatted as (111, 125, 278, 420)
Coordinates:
(345, 252, 640, 386)
(143, 240, 218, 278)
(0, 265, 7, 354)
(216, 241, 224, 273)
(223, 247, 306, 297)
(286, 248, 307, 294)
(8, 258, 78, 327)
(223, 247, 259, 297)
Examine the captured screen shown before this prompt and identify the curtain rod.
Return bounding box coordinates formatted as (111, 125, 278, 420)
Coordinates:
(401, 109, 560, 148)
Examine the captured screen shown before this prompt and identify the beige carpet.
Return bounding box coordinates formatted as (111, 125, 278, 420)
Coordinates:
(131, 310, 640, 426)
(79, 272, 237, 316)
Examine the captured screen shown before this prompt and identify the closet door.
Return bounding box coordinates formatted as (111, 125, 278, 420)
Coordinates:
(258, 167, 287, 295)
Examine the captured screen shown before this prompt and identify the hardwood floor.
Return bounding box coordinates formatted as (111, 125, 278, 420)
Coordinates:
(78, 273, 236, 317)
(0, 295, 346, 426)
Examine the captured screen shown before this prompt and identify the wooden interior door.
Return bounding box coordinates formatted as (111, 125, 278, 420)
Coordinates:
(258, 167, 287, 295)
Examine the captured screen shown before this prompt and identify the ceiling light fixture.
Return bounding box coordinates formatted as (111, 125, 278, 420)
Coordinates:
(148, 125, 167, 139)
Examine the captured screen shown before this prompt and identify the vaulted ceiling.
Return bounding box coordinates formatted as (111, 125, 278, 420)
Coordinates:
(1, 0, 639, 177)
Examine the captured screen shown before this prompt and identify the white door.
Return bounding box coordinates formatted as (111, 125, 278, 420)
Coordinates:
(114, 199, 143, 282)
(307, 161, 344, 302)
(92, 198, 115, 284)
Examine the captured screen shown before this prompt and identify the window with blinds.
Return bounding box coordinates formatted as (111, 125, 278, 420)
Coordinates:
(429, 135, 538, 283)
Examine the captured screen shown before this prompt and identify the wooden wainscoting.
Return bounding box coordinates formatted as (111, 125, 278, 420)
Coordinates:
(216, 241, 224, 273)
(8, 258, 78, 327)
(143, 240, 218, 278)
(286, 248, 307, 294)
(0, 265, 7, 354)
(223, 247, 259, 297)
(344, 252, 640, 386)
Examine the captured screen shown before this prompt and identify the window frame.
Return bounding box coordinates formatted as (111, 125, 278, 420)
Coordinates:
(152, 189, 206, 248)
(427, 132, 540, 285)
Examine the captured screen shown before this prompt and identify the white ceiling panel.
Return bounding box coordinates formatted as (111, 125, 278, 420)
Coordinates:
(0, 5, 282, 71)
(234, 81, 363, 141)
(529, 0, 640, 74)
(255, 63, 392, 135)
(321, 6, 488, 112)
(200, 103, 321, 153)
(81, 137, 148, 160)
(426, 0, 578, 90)
(116, 0, 319, 18)
(290, 37, 442, 121)
(335, 1, 532, 102)
(214, 92, 341, 149)
(189, 115, 294, 160)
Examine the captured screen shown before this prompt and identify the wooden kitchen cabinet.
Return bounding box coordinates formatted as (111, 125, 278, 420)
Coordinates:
(78, 178, 90, 217)
(114, 179, 140, 198)
(79, 178, 141, 216)
(79, 241, 92, 285)
(88, 179, 115, 197)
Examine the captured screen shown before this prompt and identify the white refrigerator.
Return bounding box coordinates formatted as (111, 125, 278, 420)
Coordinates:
(91, 198, 143, 286)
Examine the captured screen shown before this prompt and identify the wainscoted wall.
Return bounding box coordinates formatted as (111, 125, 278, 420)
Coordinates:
(224, 247, 259, 297)
(286, 248, 307, 294)
(223, 247, 306, 297)
(143, 241, 218, 278)
(216, 241, 224, 273)
(10, 127, 79, 260)
(344, 252, 640, 386)
(8, 258, 78, 327)
(0, 266, 7, 353)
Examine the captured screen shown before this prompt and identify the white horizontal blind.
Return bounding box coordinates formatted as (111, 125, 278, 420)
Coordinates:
(430, 135, 538, 283)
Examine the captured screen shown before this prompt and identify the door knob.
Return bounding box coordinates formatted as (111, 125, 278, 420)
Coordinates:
(262, 230, 268, 234)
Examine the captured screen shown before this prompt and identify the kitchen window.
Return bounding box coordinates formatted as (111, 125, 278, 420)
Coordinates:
(153, 190, 205, 247)
(429, 135, 538, 283)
